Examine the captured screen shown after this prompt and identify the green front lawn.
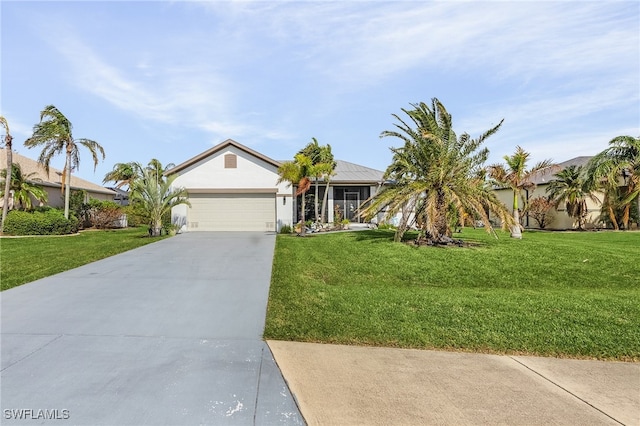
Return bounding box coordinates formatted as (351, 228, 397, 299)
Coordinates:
(0, 227, 167, 291)
(264, 229, 640, 361)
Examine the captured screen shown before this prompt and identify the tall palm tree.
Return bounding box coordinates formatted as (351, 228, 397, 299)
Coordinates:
(1, 116, 13, 232)
(0, 163, 48, 210)
(317, 144, 336, 224)
(585, 135, 639, 230)
(546, 165, 599, 230)
(277, 153, 313, 235)
(298, 138, 335, 223)
(488, 146, 553, 238)
(24, 105, 105, 219)
(130, 168, 190, 237)
(361, 98, 514, 244)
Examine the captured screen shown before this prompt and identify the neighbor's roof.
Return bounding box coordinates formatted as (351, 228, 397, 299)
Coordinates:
(527, 156, 593, 185)
(0, 148, 115, 195)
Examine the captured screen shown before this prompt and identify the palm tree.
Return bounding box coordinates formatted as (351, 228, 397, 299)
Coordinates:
(146, 158, 176, 184)
(361, 98, 514, 244)
(546, 165, 599, 230)
(103, 162, 141, 189)
(488, 146, 553, 238)
(0, 163, 48, 210)
(318, 144, 336, 224)
(298, 138, 336, 223)
(277, 153, 313, 235)
(104, 159, 175, 191)
(585, 135, 639, 230)
(130, 168, 190, 237)
(1, 115, 13, 232)
(24, 105, 105, 219)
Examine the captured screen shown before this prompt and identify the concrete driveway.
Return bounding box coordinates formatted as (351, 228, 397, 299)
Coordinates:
(1, 232, 304, 425)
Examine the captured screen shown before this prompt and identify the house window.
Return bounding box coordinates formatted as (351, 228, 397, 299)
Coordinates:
(224, 154, 237, 169)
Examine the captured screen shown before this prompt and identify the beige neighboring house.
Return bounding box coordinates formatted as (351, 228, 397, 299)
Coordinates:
(0, 148, 116, 210)
(492, 156, 605, 230)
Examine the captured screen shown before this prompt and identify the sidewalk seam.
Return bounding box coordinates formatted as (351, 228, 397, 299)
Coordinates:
(509, 356, 625, 426)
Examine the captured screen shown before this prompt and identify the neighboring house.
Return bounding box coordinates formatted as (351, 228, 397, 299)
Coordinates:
(167, 139, 384, 232)
(108, 187, 130, 206)
(0, 148, 116, 210)
(492, 156, 604, 230)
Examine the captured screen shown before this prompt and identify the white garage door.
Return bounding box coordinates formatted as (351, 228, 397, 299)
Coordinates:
(187, 193, 276, 232)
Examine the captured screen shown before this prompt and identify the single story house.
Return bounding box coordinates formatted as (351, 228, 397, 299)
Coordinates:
(0, 148, 116, 210)
(492, 156, 605, 230)
(166, 139, 384, 232)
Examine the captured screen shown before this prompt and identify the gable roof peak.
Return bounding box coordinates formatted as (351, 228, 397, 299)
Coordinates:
(166, 139, 280, 175)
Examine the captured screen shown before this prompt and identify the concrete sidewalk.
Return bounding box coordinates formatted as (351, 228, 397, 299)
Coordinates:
(268, 340, 639, 426)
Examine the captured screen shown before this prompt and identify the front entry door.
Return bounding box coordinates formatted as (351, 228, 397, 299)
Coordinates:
(345, 192, 360, 222)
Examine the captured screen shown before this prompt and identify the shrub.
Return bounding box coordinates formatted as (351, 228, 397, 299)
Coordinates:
(377, 223, 396, 230)
(527, 196, 556, 229)
(86, 198, 123, 229)
(3, 209, 79, 235)
(279, 224, 292, 234)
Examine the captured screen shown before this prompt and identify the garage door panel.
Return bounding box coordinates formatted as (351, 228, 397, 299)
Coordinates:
(188, 193, 275, 232)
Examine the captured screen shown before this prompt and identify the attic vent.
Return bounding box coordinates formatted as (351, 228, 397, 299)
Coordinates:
(224, 154, 237, 169)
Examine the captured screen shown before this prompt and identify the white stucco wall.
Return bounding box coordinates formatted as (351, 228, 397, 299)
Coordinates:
(170, 145, 293, 232)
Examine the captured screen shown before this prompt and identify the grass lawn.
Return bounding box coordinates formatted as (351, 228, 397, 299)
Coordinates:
(265, 229, 640, 361)
(0, 227, 167, 291)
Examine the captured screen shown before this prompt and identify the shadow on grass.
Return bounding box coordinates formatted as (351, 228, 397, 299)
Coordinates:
(352, 229, 396, 242)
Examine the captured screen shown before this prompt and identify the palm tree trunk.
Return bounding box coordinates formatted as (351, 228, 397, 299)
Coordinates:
(320, 177, 330, 223)
(314, 178, 319, 222)
(394, 198, 415, 243)
(511, 190, 522, 239)
(1, 138, 13, 232)
(300, 192, 306, 236)
(64, 149, 72, 219)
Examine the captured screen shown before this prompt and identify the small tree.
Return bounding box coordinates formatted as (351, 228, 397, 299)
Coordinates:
(547, 165, 599, 230)
(526, 196, 555, 229)
(0, 163, 48, 210)
(277, 153, 313, 236)
(130, 169, 189, 237)
(488, 146, 554, 239)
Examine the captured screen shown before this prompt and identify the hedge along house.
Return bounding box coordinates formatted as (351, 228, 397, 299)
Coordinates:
(166, 139, 385, 232)
(492, 156, 605, 230)
(0, 148, 116, 210)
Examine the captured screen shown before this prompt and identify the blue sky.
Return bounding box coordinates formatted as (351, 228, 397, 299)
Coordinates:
(2, 1, 639, 184)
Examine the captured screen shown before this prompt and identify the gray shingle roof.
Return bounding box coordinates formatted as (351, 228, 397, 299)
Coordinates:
(331, 160, 384, 184)
(0, 148, 115, 195)
(528, 156, 593, 185)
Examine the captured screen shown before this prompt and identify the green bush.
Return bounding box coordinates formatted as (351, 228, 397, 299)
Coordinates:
(86, 198, 123, 229)
(3, 209, 79, 236)
(279, 224, 292, 234)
